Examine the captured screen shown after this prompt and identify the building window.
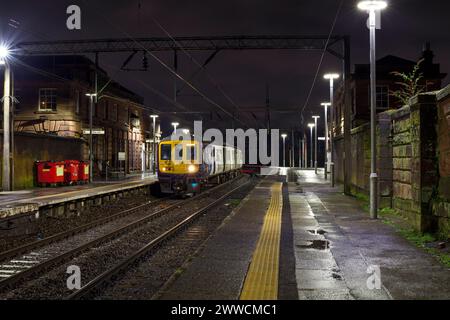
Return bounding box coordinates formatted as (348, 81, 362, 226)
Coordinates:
(376, 85, 389, 110)
(13, 88, 21, 114)
(38, 88, 57, 111)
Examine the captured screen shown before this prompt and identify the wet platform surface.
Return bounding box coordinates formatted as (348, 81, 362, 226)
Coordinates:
(157, 169, 450, 300)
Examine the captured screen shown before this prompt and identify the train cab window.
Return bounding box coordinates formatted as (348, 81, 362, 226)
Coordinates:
(186, 144, 196, 162)
(175, 144, 183, 161)
(161, 144, 172, 160)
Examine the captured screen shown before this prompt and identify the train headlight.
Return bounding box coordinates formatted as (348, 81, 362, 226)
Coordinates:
(188, 164, 197, 173)
(161, 167, 167, 172)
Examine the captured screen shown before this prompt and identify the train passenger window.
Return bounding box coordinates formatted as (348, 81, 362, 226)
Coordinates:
(186, 145, 196, 162)
(175, 144, 183, 161)
(161, 144, 172, 160)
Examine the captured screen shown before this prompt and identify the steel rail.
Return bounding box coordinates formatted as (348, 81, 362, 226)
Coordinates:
(0, 196, 172, 262)
(0, 177, 241, 290)
(67, 180, 251, 300)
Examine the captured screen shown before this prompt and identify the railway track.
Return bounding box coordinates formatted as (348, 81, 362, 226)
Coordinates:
(0, 176, 246, 296)
(67, 179, 251, 299)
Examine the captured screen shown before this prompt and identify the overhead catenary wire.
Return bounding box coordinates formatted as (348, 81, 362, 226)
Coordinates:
(299, 0, 344, 123)
(149, 16, 253, 127)
(79, 0, 246, 127)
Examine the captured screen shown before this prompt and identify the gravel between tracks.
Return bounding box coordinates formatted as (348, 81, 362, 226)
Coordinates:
(0, 192, 160, 253)
(0, 176, 254, 299)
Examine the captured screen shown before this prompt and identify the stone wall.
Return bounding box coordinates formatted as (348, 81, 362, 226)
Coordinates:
(335, 85, 450, 235)
(434, 87, 450, 237)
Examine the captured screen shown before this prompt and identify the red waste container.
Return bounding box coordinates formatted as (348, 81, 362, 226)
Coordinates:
(36, 161, 65, 187)
(64, 160, 80, 185)
(78, 161, 90, 184)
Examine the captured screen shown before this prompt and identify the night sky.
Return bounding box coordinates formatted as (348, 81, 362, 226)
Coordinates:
(1, 0, 449, 134)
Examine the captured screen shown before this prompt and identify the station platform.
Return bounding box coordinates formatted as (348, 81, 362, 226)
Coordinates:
(157, 169, 450, 300)
(0, 174, 157, 219)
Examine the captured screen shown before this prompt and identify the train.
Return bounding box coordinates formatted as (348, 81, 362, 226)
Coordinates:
(158, 139, 243, 194)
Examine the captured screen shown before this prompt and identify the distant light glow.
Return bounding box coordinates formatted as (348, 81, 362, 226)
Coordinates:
(324, 73, 340, 80)
(312, 116, 320, 119)
(281, 134, 288, 138)
(321, 102, 331, 107)
(0, 44, 10, 64)
(308, 123, 315, 128)
(357, 0, 387, 11)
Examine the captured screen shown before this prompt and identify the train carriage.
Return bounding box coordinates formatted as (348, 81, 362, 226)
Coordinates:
(158, 139, 243, 194)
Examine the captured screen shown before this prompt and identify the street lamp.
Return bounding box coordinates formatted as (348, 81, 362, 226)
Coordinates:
(307, 123, 315, 169)
(312, 116, 320, 174)
(321, 102, 331, 180)
(1, 44, 11, 191)
(324, 73, 339, 187)
(171, 122, 179, 134)
(150, 115, 159, 175)
(0, 44, 10, 65)
(86, 93, 97, 183)
(358, 0, 387, 220)
(281, 134, 287, 167)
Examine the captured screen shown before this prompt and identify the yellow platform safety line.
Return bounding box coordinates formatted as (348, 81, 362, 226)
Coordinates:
(240, 182, 283, 300)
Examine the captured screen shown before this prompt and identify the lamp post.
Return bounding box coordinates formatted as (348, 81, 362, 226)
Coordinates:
(358, 0, 387, 219)
(281, 134, 287, 167)
(150, 115, 158, 175)
(1, 44, 11, 191)
(324, 73, 339, 187)
(308, 123, 315, 168)
(171, 122, 179, 135)
(86, 93, 97, 183)
(321, 102, 331, 179)
(312, 116, 320, 174)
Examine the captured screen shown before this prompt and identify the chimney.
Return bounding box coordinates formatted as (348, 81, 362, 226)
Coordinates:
(422, 41, 434, 65)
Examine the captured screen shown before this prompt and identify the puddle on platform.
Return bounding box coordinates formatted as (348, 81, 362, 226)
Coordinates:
(331, 272, 342, 280)
(308, 229, 327, 235)
(297, 239, 330, 250)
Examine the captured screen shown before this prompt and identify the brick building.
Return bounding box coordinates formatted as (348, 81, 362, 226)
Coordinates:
(334, 43, 446, 135)
(3, 55, 154, 184)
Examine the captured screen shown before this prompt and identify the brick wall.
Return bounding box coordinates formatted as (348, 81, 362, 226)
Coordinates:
(0, 132, 84, 189)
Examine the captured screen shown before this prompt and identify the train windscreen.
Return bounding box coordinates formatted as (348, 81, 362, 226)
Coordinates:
(161, 144, 172, 160)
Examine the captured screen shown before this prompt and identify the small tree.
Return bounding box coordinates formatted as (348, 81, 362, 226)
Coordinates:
(390, 59, 425, 106)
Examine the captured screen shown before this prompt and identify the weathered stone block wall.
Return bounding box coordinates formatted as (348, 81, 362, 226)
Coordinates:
(335, 85, 450, 235)
(391, 106, 414, 219)
(434, 87, 450, 237)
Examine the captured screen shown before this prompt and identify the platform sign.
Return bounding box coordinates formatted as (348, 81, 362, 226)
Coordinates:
(118, 152, 126, 161)
(83, 128, 105, 135)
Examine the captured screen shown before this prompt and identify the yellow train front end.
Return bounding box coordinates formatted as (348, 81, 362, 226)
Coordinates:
(158, 140, 203, 194)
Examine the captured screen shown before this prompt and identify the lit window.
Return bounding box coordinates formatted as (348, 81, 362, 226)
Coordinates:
(39, 88, 57, 111)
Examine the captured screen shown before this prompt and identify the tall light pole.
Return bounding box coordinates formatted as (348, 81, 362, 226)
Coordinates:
(312, 116, 320, 174)
(324, 73, 339, 187)
(1, 44, 11, 191)
(358, 0, 387, 219)
(321, 102, 331, 179)
(171, 122, 179, 135)
(308, 123, 315, 168)
(86, 93, 97, 183)
(281, 134, 287, 167)
(150, 115, 158, 175)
